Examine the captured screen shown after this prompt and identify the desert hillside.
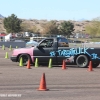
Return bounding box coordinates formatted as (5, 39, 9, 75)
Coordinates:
(0, 18, 90, 34)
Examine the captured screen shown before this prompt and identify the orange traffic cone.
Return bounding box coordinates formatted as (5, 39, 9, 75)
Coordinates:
(26, 59, 31, 69)
(38, 73, 49, 91)
(62, 60, 66, 70)
(88, 61, 93, 71)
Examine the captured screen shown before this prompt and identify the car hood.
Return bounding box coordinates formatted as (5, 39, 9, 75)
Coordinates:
(12, 47, 34, 56)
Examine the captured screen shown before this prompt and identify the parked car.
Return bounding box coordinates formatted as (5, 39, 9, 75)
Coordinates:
(10, 37, 100, 68)
(26, 40, 39, 47)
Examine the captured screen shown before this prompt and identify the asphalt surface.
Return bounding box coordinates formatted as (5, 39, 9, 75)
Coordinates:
(0, 47, 100, 100)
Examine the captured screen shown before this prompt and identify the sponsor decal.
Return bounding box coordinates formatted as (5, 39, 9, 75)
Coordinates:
(50, 47, 100, 59)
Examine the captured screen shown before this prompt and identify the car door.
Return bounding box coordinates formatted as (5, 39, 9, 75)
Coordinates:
(57, 47, 73, 64)
(33, 38, 57, 64)
(56, 37, 73, 64)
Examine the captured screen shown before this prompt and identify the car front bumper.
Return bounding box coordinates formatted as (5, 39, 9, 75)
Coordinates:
(10, 56, 17, 62)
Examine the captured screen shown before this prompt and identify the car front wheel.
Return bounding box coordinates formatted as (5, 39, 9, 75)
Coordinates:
(19, 54, 30, 65)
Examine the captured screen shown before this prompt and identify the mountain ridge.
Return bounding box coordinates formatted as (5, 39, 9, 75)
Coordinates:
(0, 14, 4, 18)
(0, 15, 90, 33)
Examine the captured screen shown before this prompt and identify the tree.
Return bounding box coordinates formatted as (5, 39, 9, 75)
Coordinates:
(3, 14, 22, 33)
(59, 21, 74, 38)
(42, 21, 59, 36)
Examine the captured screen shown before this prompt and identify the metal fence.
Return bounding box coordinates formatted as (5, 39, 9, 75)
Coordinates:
(0, 41, 26, 48)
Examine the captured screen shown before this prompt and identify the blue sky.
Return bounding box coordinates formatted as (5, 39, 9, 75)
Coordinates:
(0, 0, 100, 20)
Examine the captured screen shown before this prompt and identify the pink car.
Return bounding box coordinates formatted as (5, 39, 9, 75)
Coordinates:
(10, 37, 69, 65)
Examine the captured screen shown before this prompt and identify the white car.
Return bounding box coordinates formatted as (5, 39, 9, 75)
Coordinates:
(26, 40, 38, 47)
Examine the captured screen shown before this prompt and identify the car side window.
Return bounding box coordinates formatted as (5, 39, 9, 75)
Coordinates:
(39, 39, 54, 48)
(58, 38, 69, 47)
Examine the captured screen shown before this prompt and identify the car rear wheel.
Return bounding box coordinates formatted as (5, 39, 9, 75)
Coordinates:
(76, 55, 89, 68)
(19, 54, 30, 65)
